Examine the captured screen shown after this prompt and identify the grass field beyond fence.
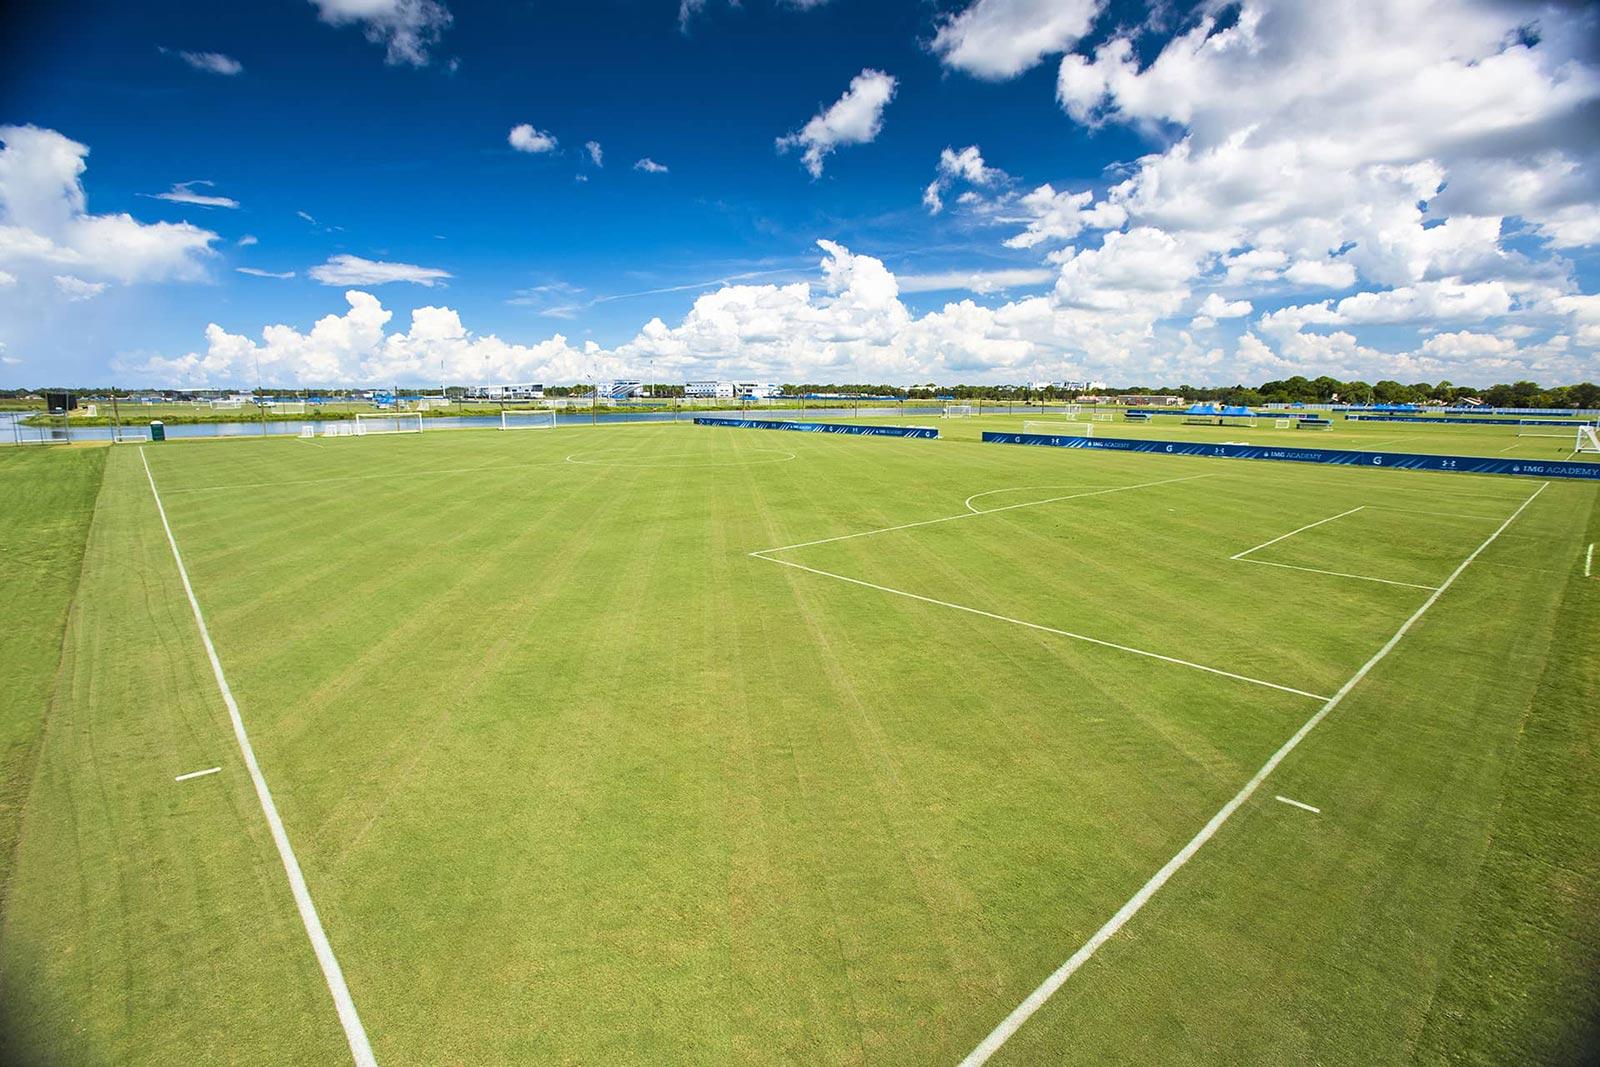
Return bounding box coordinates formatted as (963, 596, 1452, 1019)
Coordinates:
(0, 424, 1595, 1064)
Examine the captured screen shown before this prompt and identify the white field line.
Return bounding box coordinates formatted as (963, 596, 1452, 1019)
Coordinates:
(174, 766, 222, 782)
(1234, 557, 1438, 591)
(962, 485, 1113, 514)
(958, 480, 1549, 1067)
(140, 449, 377, 1067)
(1273, 795, 1321, 814)
(753, 554, 1328, 701)
(1587, 543, 1594, 578)
(1230, 506, 1366, 561)
(762, 473, 1214, 555)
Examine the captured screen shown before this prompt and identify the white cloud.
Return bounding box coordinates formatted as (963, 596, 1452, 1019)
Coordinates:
(0, 125, 217, 290)
(896, 267, 1053, 294)
(238, 234, 258, 247)
(147, 180, 240, 209)
(54, 275, 107, 301)
(308, 254, 450, 287)
(634, 158, 668, 174)
(0, 270, 15, 286)
(923, 145, 1005, 214)
(1284, 257, 1356, 290)
(1191, 292, 1252, 328)
(777, 68, 897, 178)
(237, 267, 296, 279)
(308, 0, 452, 66)
(584, 141, 603, 167)
(508, 124, 557, 154)
(1418, 330, 1517, 359)
(932, 0, 1102, 81)
(1260, 279, 1516, 334)
(160, 49, 244, 76)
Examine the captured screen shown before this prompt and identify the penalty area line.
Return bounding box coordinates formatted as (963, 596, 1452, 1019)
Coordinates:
(958, 479, 1549, 1067)
(175, 766, 222, 782)
(139, 449, 377, 1067)
(1274, 795, 1320, 814)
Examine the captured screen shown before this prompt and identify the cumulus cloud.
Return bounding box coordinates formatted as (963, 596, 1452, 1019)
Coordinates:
(159, 48, 244, 76)
(896, 267, 1053, 294)
(308, 254, 451, 287)
(922, 145, 1005, 214)
(54, 275, 107, 301)
(634, 158, 668, 174)
(0, 125, 217, 291)
(308, 0, 452, 66)
(147, 180, 240, 209)
(1191, 292, 1252, 328)
(777, 69, 897, 178)
(508, 124, 557, 154)
(584, 141, 603, 167)
(932, 0, 1102, 80)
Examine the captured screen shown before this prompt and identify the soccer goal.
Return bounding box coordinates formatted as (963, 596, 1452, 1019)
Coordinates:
(1092, 412, 1113, 422)
(112, 426, 147, 443)
(944, 404, 974, 417)
(275, 401, 306, 415)
(354, 412, 423, 436)
(322, 422, 355, 437)
(210, 399, 243, 410)
(1274, 418, 1293, 429)
(1577, 425, 1600, 454)
(1518, 419, 1572, 438)
(501, 409, 556, 431)
(1061, 404, 1082, 416)
(1023, 420, 1093, 438)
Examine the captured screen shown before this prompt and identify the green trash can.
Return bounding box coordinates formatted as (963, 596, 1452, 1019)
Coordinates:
(149, 420, 165, 442)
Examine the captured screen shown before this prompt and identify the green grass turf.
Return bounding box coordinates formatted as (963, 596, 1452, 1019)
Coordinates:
(1, 424, 1596, 1063)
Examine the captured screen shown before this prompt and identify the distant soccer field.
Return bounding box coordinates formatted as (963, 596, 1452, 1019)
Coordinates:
(1, 423, 1597, 1064)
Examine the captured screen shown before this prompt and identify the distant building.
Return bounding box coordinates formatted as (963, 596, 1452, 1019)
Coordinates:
(1118, 394, 1185, 406)
(685, 381, 780, 399)
(686, 380, 735, 398)
(601, 379, 645, 399)
(464, 383, 544, 400)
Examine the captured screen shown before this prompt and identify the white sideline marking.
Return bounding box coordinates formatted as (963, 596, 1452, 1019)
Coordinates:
(763, 473, 1213, 555)
(174, 766, 222, 782)
(754, 554, 1329, 701)
(1230, 506, 1365, 561)
(1587, 543, 1594, 578)
(1234, 557, 1438, 591)
(1274, 795, 1320, 814)
(963, 485, 1109, 514)
(958, 480, 1549, 1067)
(140, 450, 377, 1067)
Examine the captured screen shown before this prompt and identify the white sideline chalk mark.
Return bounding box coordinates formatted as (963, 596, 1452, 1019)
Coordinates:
(1587, 543, 1594, 578)
(963, 485, 1110, 515)
(1274, 795, 1320, 814)
(958, 480, 1548, 1067)
(753, 554, 1329, 701)
(763, 473, 1214, 555)
(140, 450, 377, 1067)
(174, 766, 222, 782)
(1234, 557, 1438, 591)
(1230, 506, 1365, 561)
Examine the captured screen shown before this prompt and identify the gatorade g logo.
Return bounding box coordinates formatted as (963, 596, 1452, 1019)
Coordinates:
(1165, 444, 1174, 452)
(1373, 456, 1383, 465)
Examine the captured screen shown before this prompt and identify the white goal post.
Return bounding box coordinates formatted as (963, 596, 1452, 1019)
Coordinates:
(1577, 426, 1600, 454)
(501, 409, 556, 431)
(1061, 404, 1082, 416)
(112, 426, 147, 443)
(944, 404, 974, 418)
(354, 412, 423, 436)
(274, 401, 306, 415)
(1092, 413, 1113, 422)
(1274, 418, 1293, 428)
(1023, 420, 1093, 438)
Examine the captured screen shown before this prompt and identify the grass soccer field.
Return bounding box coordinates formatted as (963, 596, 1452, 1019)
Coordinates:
(1, 424, 1597, 1064)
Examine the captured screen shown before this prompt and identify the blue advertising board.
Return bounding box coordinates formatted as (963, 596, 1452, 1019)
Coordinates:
(981, 432, 1600, 481)
(697, 417, 938, 439)
(1344, 414, 1594, 426)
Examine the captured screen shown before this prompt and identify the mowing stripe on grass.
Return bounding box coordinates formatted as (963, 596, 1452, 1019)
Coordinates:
(174, 767, 222, 782)
(1274, 795, 1321, 814)
(958, 479, 1550, 1067)
(752, 554, 1329, 701)
(140, 449, 377, 1067)
(758, 473, 1213, 555)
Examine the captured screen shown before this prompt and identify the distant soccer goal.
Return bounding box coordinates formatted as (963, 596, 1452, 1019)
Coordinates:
(112, 426, 147, 443)
(210, 399, 243, 410)
(1092, 413, 1113, 422)
(1577, 426, 1600, 454)
(1061, 404, 1082, 416)
(322, 422, 355, 437)
(299, 425, 316, 439)
(944, 404, 974, 418)
(275, 401, 306, 415)
(1023, 420, 1093, 438)
(1274, 418, 1293, 429)
(1518, 419, 1573, 438)
(354, 412, 422, 436)
(501, 409, 556, 431)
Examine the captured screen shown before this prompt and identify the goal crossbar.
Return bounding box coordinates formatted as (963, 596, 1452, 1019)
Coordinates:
(353, 412, 423, 436)
(1577, 426, 1600, 454)
(500, 409, 556, 430)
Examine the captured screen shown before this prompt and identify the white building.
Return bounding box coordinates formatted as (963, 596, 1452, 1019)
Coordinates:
(464, 383, 544, 400)
(601, 379, 646, 398)
(734, 382, 782, 398)
(686, 380, 735, 398)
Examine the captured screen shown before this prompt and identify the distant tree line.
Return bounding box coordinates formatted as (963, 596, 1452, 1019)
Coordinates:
(5, 378, 1599, 408)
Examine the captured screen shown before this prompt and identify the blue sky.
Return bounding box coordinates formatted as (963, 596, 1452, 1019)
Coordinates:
(1, 0, 1598, 388)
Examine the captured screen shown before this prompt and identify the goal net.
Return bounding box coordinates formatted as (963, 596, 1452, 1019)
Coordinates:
(354, 412, 423, 436)
(210, 399, 243, 410)
(1061, 404, 1082, 416)
(112, 426, 147, 443)
(1577, 426, 1600, 454)
(944, 404, 974, 417)
(501, 409, 556, 431)
(1274, 418, 1293, 428)
(1092, 413, 1113, 422)
(275, 401, 306, 415)
(1023, 420, 1093, 438)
